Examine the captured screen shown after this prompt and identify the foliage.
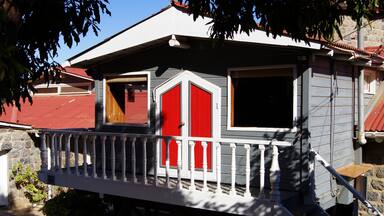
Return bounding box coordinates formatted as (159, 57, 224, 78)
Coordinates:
(10, 162, 47, 204)
(177, 0, 384, 42)
(42, 190, 110, 216)
(0, 0, 110, 114)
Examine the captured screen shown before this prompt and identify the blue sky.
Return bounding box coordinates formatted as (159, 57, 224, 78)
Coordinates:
(55, 0, 170, 64)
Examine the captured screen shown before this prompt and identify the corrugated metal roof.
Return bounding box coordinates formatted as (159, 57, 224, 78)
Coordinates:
(365, 97, 384, 132)
(62, 67, 92, 80)
(0, 94, 95, 129)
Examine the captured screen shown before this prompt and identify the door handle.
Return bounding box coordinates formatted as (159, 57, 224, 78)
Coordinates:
(178, 122, 185, 128)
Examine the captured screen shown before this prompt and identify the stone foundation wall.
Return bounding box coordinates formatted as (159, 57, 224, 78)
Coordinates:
(0, 128, 41, 209)
(358, 165, 384, 215)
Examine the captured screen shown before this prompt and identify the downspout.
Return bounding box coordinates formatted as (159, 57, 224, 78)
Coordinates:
(357, 24, 367, 145)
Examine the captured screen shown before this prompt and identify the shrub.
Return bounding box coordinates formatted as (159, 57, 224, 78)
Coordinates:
(42, 190, 110, 216)
(10, 162, 47, 204)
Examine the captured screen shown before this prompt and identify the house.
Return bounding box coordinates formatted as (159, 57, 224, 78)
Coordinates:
(0, 67, 95, 129)
(0, 67, 95, 209)
(37, 4, 384, 215)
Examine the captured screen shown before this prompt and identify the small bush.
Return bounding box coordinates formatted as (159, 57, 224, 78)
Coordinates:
(42, 190, 110, 216)
(10, 162, 47, 204)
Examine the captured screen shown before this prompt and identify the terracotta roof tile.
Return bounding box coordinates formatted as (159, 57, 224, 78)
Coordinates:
(365, 97, 384, 132)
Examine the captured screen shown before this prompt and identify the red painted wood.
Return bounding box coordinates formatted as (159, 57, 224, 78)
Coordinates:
(190, 84, 212, 170)
(161, 84, 181, 167)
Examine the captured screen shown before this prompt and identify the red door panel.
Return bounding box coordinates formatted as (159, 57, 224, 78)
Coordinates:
(161, 84, 181, 167)
(190, 84, 212, 170)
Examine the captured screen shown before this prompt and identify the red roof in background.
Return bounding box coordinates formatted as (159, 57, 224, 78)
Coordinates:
(0, 94, 95, 129)
(365, 46, 384, 58)
(62, 67, 92, 80)
(365, 97, 384, 132)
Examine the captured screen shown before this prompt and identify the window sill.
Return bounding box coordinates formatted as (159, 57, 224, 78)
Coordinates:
(364, 91, 375, 95)
(103, 123, 150, 128)
(227, 126, 297, 133)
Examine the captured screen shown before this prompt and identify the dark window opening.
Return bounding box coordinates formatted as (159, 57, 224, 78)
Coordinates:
(36, 87, 58, 94)
(231, 68, 294, 128)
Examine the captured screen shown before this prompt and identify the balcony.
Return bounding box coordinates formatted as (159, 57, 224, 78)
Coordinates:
(39, 130, 294, 215)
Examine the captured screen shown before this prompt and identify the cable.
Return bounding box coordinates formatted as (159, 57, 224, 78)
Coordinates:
(334, 19, 381, 43)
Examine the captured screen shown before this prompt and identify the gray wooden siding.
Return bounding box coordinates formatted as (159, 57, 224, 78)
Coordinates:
(95, 43, 311, 192)
(309, 56, 355, 209)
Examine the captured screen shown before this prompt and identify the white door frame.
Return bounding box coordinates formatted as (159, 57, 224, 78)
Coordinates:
(0, 153, 9, 206)
(155, 71, 221, 181)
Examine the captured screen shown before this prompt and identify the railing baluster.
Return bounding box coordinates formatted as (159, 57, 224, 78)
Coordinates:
(102, 136, 107, 179)
(65, 134, 71, 175)
(165, 138, 170, 188)
(58, 134, 63, 174)
(131, 137, 137, 183)
(142, 137, 148, 185)
(176, 140, 182, 190)
(216, 142, 222, 194)
(259, 145, 266, 197)
(111, 136, 116, 180)
(54, 134, 59, 171)
(83, 135, 88, 177)
(270, 143, 281, 202)
(244, 144, 251, 198)
(202, 141, 208, 192)
(154, 138, 158, 187)
(230, 143, 237, 196)
(74, 135, 79, 176)
(40, 133, 48, 172)
(189, 141, 196, 191)
(121, 136, 127, 182)
(50, 133, 56, 172)
(92, 136, 97, 178)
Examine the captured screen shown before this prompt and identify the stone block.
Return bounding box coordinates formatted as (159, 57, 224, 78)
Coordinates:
(376, 167, 384, 178)
(367, 191, 379, 201)
(377, 204, 384, 214)
(371, 179, 384, 190)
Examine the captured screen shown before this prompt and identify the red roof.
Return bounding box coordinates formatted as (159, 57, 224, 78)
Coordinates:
(365, 46, 384, 58)
(62, 67, 92, 80)
(0, 95, 95, 129)
(365, 97, 384, 132)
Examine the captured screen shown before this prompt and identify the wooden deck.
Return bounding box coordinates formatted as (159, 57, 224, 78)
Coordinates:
(39, 130, 295, 215)
(42, 168, 294, 216)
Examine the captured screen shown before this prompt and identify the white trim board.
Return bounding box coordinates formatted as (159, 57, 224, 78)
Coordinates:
(0, 153, 9, 206)
(227, 65, 298, 132)
(68, 6, 321, 66)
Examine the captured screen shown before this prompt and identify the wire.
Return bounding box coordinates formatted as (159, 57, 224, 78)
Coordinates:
(334, 19, 381, 43)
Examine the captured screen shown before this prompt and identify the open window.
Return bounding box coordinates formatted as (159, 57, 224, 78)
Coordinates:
(105, 73, 149, 126)
(228, 66, 296, 131)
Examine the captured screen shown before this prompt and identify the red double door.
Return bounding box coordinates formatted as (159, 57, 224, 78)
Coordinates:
(160, 83, 213, 170)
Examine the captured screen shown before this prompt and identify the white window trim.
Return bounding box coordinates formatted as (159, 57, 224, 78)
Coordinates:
(102, 71, 151, 128)
(227, 65, 298, 132)
(34, 82, 92, 95)
(364, 72, 376, 95)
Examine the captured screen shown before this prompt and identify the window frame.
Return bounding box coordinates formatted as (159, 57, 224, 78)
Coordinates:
(102, 71, 151, 127)
(34, 82, 92, 96)
(364, 70, 376, 95)
(227, 65, 297, 132)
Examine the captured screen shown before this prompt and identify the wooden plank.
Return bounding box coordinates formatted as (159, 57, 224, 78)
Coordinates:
(336, 164, 373, 179)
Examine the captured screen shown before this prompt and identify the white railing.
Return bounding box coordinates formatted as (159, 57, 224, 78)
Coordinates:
(40, 130, 291, 199)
